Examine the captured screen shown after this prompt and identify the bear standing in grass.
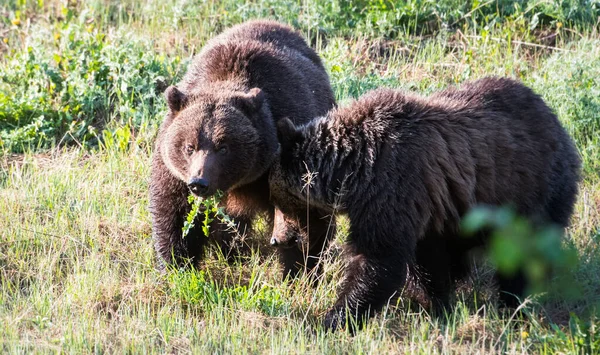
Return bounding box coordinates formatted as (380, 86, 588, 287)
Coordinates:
(269, 77, 581, 331)
(150, 20, 336, 271)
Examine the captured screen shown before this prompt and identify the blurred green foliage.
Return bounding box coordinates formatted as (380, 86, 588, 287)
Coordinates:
(462, 206, 579, 296)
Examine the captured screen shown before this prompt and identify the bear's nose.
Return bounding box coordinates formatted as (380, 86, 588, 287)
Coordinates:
(270, 235, 298, 248)
(188, 177, 209, 196)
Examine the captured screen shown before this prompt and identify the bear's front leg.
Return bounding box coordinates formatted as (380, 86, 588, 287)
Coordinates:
(273, 209, 336, 280)
(207, 180, 274, 262)
(278, 240, 328, 280)
(150, 155, 209, 269)
(324, 250, 409, 333)
(208, 212, 253, 261)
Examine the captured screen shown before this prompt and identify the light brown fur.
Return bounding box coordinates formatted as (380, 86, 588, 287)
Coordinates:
(150, 20, 335, 269)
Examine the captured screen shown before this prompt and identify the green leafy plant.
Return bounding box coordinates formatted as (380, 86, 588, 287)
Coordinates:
(462, 205, 579, 295)
(0, 14, 181, 152)
(183, 193, 220, 238)
(183, 191, 244, 239)
(532, 313, 600, 353)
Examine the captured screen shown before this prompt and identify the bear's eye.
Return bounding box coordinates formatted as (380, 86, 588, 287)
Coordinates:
(216, 145, 228, 155)
(185, 144, 195, 156)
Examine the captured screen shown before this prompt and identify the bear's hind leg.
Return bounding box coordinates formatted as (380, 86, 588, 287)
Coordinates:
(496, 271, 526, 309)
(150, 156, 209, 270)
(416, 232, 477, 317)
(415, 235, 455, 315)
(324, 249, 408, 333)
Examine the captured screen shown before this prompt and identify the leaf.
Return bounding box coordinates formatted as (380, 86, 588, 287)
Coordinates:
(461, 206, 497, 235)
(490, 233, 523, 275)
(182, 195, 203, 238)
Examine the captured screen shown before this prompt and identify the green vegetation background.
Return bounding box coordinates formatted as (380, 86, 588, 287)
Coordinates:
(1, 0, 599, 353)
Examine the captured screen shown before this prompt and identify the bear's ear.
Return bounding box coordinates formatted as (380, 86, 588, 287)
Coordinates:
(165, 85, 188, 112)
(233, 87, 265, 115)
(276, 117, 302, 149)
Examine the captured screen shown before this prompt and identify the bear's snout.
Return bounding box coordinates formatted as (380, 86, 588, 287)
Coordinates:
(187, 177, 210, 197)
(270, 235, 298, 248)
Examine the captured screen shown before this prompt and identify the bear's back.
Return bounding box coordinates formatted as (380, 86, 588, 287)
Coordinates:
(305, 79, 580, 229)
(178, 20, 335, 123)
(429, 77, 581, 226)
(214, 20, 324, 67)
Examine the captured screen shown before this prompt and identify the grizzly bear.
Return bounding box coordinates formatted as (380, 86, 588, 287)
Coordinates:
(269, 77, 581, 331)
(150, 20, 336, 271)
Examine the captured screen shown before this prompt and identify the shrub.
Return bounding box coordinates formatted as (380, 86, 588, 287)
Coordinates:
(0, 18, 181, 152)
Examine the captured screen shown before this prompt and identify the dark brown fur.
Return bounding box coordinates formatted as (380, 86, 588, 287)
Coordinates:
(269, 77, 581, 331)
(150, 20, 336, 270)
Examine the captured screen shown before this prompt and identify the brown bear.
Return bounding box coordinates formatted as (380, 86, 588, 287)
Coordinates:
(149, 20, 336, 271)
(269, 77, 581, 331)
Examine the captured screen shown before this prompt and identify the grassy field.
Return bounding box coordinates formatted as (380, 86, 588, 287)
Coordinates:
(1, 0, 600, 353)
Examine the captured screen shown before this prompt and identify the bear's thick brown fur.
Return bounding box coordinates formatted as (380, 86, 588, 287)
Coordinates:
(269, 77, 581, 331)
(150, 20, 336, 270)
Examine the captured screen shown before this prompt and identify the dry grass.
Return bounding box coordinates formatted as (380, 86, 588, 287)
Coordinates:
(1, 0, 600, 353)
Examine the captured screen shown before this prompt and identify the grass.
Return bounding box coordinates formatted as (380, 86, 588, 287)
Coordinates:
(1, 0, 600, 353)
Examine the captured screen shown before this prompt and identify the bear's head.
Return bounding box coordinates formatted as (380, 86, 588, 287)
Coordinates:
(269, 116, 330, 207)
(160, 85, 279, 197)
(270, 207, 303, 248)
(269, 117, 335, 250)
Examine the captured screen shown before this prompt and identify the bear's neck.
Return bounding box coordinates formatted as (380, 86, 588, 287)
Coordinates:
(288, 116, 377, 211)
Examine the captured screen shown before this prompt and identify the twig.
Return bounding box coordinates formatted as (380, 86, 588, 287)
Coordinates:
(465, 34, 573, 52)
(450, 0, 496, 27)
(11, 228, 92, 253)
(493, 297, 532, 349)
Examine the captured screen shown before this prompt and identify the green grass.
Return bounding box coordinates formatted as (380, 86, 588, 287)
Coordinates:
(1, 0, 600, 353)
